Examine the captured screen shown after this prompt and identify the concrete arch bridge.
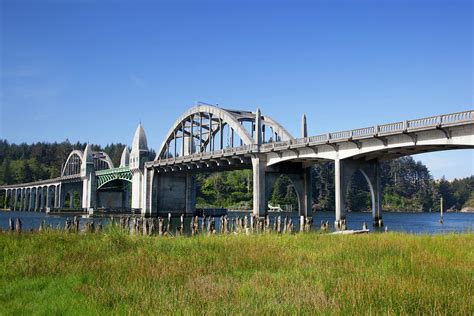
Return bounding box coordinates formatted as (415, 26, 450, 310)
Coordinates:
(1, 104, 473, 229)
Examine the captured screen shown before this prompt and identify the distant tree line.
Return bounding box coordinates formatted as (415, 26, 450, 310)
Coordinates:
(0, 140, 155, 184)
(0, 140, 472, 211)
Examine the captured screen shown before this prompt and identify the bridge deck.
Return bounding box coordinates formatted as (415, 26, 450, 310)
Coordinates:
(147, 109, 473, 169)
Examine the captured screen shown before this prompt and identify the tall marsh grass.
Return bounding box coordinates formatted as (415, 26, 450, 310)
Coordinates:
(0, 229, 472, 314)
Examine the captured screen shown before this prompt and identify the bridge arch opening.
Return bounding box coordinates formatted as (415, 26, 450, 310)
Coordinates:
(345, 169, 373, 213)
(268, 174, 299, 212)
(96, 179, 132, 211)
(62, 150, 83, 177)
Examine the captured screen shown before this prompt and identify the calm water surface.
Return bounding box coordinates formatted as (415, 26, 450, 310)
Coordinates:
(1, 210, 473, 234)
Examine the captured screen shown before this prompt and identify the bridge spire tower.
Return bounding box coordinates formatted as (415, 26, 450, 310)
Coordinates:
(81, 144, 96, 211)
(130, 124, 149, 210)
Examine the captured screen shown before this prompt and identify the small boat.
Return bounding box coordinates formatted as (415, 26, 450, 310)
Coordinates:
(330, 229, 369, 235)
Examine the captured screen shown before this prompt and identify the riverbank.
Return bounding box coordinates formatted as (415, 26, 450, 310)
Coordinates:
(0, 231, 473, 314)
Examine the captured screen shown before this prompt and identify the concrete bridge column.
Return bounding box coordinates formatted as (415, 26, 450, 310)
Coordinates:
(40, 187, 45, 212)
(58, 184, 64, 209)
(45, 186, 50, 212)
(34, 187, 38, 211)
(14, 189, 19, 210)
(252, 156, 267, 218)
(25, 189, 30, 211)
(18, 188, 23, 211)
(24, 189, 29, 211)
(54, 185, 59, 208)
(18, 189, 23, 211)
(301, 167, 312, 217)
(370, 162, 383, 227)
(4, 189, 8, 209)
(22, 189, 27, 211)
(23, 189, 26, 211)
(29, 188, 34, 211)
(334, 158, 351, 230)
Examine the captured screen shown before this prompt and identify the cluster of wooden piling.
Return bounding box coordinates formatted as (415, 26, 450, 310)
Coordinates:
(8, 218, 22, 233)
(112, 214, 314, 237)
(5, 214, 317, 236)
(5, 216, 104, 233)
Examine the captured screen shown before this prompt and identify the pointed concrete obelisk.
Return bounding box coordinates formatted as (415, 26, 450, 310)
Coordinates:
(301, 114, 307, 138)
(254, 108, 262, 145)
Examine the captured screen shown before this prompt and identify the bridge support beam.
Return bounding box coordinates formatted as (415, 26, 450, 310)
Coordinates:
(252, 156, 267, 218)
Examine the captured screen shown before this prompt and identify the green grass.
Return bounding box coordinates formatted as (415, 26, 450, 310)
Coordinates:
(1, 229, 473, 315)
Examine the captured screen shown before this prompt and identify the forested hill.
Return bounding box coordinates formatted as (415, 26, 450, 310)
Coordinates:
(0, 140, 155, 183)
(0, 140, 472, 212)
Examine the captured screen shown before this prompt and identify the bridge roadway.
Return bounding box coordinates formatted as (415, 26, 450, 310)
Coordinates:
(1, 105, 473, 230)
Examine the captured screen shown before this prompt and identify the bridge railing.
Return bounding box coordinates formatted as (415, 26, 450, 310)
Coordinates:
(378, 121, 404, 134)
(351, 126, 375, 138)
(308, 134, 327, 143)
(329, 130, 351, 140)
(407, 116, 438, 129)
(95, 166, 130, 175)
(441, 110, 473, 124)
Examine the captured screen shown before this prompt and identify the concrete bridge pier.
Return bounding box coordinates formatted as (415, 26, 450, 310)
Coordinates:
(252, 155, 267, 218)
(147, 171, 196, 217)
(81, 145, 97, 212)
(334, 158, 383, 230)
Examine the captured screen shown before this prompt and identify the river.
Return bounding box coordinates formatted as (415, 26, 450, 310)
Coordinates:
(1, 210, 473, 234)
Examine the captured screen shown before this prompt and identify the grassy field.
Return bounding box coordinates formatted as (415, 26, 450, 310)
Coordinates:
(0, 229, 473, 315)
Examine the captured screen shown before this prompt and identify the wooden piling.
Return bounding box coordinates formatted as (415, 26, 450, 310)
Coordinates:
(15, 218, 21, 233)
(167, 213, 172, 233)
(8, 218, 14, 232)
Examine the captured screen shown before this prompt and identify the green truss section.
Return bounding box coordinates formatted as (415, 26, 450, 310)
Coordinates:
(96, 167, 132, 189)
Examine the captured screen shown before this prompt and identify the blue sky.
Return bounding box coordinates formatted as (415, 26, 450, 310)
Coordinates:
(1, 0, 472, 179)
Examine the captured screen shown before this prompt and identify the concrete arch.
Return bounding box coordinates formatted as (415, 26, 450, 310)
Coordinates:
(62, 150, 84, 176)
(358, 169, 376, 216)
(93, 151, 115, 170)
(235, 114, 294, 141)
(97, 176, 132, 189)
(156, 105, 255, 160)
(262, 116, 294, 141)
